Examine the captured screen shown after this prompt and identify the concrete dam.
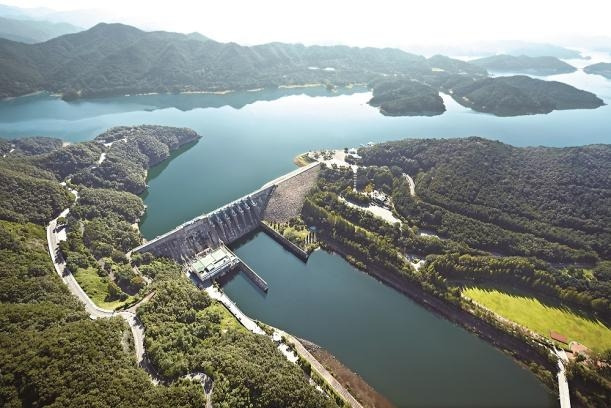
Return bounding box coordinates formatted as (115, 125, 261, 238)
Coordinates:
(132, 162, 320, 289)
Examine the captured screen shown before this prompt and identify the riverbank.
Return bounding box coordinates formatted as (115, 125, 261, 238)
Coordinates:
(207, 284, 363, 407)
(319, 236, 558, 391)
(300, 338, 395, 408)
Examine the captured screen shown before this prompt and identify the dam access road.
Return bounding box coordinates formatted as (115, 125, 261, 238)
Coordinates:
(47, 163, 362, 406)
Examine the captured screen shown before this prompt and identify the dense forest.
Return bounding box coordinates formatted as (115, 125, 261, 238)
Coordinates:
(0, 136, 63, 156)
(0, 158, 72, 224)
(359, 137, 610, 262)
(0, 220, 207, 407)
(72, 126, 200, 193)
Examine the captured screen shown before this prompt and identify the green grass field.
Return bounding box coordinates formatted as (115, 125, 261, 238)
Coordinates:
(201, 302, 247, 334)
(73, 267, 133, 310)
(463, 287, 611, 353)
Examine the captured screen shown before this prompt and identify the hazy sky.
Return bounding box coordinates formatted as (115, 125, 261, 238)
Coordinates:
(4, 0, 611, 48)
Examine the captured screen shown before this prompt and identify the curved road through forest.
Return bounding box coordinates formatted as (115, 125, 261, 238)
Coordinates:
(46, 192, 151, 368)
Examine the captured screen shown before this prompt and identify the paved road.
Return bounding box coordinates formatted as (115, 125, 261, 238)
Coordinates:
(276, 328, 364, 408)
(47, 210, 114, 319)
(205, 286, 265, 334)
(46, 209, 152, 372)
(403, 173, 416, 196)
(206, 285, 362, 407)
(554, 348, 571, 408)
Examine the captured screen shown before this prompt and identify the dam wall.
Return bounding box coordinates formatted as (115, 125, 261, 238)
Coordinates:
(133, 186, 274, 260)
(132, 162, 320, 264)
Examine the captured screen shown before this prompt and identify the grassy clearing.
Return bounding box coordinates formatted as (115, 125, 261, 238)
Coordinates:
(463, 287, 611, 352)
(293, 153, 316, 167)
(73, 267, 133, 309)
(202, 301, 247, 334)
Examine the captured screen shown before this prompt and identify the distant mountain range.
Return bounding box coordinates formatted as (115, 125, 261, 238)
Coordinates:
(470, 55, 577, 76)
(0, 22, 605, 117)
(0, 16, 82, 43)
(408, 41, 583, 59)
(0, 23, 487, 100)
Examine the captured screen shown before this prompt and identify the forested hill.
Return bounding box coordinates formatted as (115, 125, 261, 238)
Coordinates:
(358, 137, 611, 262)
(0, 22, 487, 99)
(0, 125, 200, 225)
(584, 62, 611, 79)
(470, 54, 577, 75)
(0, 125, 338, 407)
(446, 75, 604, 116)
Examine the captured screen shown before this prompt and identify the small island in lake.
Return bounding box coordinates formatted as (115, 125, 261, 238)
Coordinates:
(584, 62, 611, 79)
(368, 79, 446, 116)
(448, 75, 605, 116)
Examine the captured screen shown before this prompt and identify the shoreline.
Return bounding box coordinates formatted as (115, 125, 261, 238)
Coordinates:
(299, 338, 395, 408)
(319, 236, 557, 392)
(1, 82, 371, 102)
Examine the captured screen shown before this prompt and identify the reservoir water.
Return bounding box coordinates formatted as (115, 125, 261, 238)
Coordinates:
(2, 65, 610, 406)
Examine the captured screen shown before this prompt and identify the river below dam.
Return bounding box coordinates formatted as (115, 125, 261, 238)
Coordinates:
(2, 62, 610, 406)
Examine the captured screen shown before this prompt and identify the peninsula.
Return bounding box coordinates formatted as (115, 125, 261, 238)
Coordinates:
(0, 126, 350, 408)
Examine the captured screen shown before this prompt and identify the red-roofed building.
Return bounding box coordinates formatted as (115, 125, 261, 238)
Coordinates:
(550, 331, 568, 344)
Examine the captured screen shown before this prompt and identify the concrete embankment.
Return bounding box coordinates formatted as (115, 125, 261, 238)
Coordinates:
(237, 260, 269, 292)
(259, 222, 309, 262)
(276, 329, 364, 408)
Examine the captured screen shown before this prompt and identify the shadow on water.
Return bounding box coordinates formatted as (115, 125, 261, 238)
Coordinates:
(216, 267, 268, 299)
(229, 228, 264, 250)
(139, 139, 200, 226)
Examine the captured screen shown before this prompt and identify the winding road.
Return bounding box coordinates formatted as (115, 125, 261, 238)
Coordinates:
(46, 200, 151, 369)
(403, 173, 416, 196)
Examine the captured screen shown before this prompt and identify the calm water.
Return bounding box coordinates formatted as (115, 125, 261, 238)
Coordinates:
(2, 65, 610, 407)
(225, 232, 554, 407)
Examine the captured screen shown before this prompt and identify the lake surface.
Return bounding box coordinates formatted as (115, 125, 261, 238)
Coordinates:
(2, 65, 610, 407)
